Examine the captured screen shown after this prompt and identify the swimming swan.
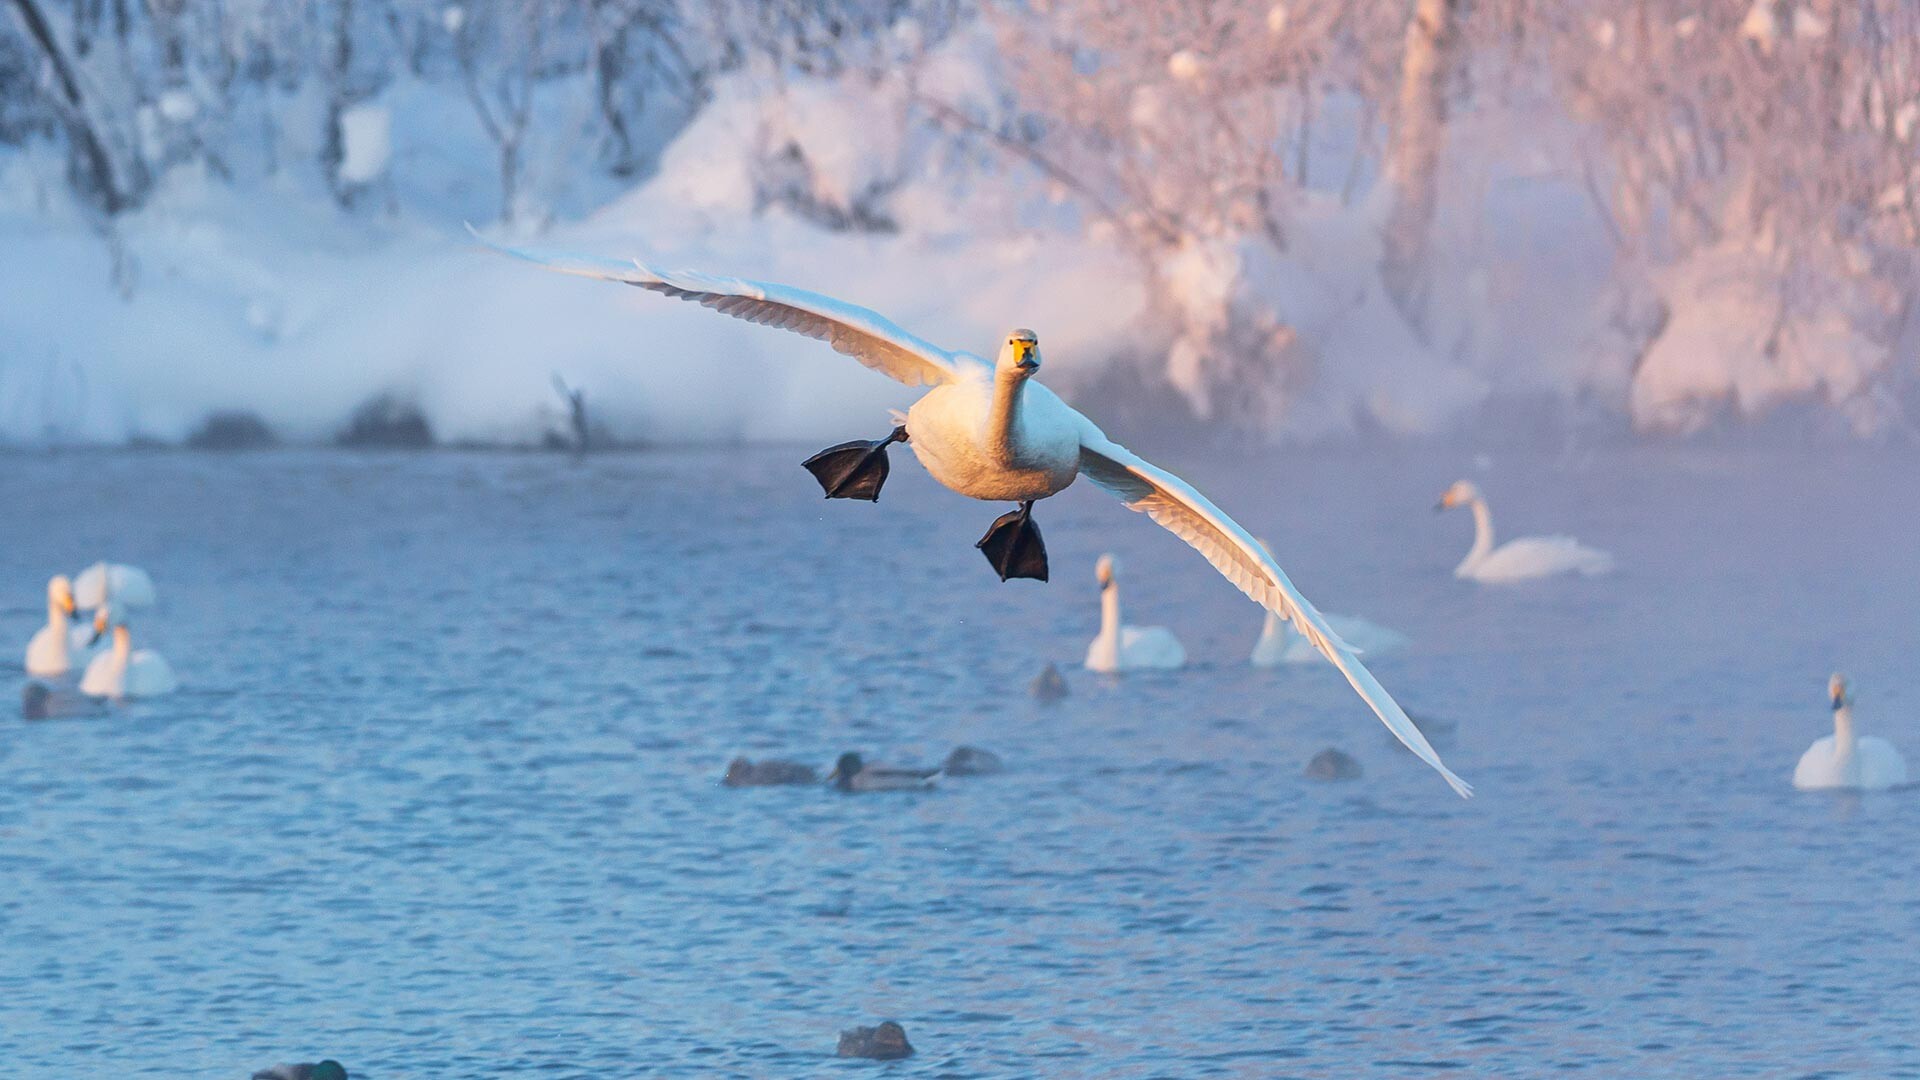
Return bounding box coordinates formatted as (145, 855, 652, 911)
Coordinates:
(1085, 554, 1185, 672)
(79, 606, 179, 699)
(1252, 612, 1407, 667)
(24, 575, 86, 677)
(1436, 481, 1612, 583)
(73, 562, 157, 610)
(479, 233, 1471, 798)
(1793, 675, 1909, 791)
(1248, 540, 1406, 666)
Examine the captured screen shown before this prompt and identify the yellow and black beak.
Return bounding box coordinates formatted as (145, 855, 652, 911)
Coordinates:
(1012, 340, 1038, 370)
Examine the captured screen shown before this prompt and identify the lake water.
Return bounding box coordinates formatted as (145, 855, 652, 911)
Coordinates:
(3, 445, 1919, 1077)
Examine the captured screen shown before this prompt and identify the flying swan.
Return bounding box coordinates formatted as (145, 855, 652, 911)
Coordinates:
(478, 233, 1471, 797)
(1793, 674, 1909, 791)
(1436, 480, 1612, 583)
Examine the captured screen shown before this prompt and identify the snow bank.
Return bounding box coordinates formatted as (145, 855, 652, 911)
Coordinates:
(0, 59, 1145, 447)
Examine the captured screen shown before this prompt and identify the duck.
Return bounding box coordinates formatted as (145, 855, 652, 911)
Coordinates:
(21, 680, 105, 720)
(252, 1063, 348, 1080)
(480, 233, 1470, 797)
(837, 1021, 914, 1060)
(79, 606, 179, 699)
(826, 752, 937, 793)
(1304, 748, 1364, 781)
(1084, 554, 1186, 673)
(1436, 480, 1612, 583)
(1029, 661, 1070, 701)
(1793, 674, 1909, 791)
(24, 575, 87, 677)
(942, 745, 1005, 776)
(72, 561, 157, 609)
(723, 757, 818, 786)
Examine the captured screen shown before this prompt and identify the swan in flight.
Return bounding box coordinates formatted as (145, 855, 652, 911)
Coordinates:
(477, 233, 1471, 797)
(1248, 539, 1406, 666)
(73, 561, 158, 610)
(79, 606, 179, 699)
(1436, 480, 1612, 583)
(24, 575, 88, 677)
(1085, 554, 1186, 672)
(1793, 675, 1909, 791)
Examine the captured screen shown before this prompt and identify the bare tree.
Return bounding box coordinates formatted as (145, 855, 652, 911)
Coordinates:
(1381, 0, 1460, 330)
(454, 0, 552, 224)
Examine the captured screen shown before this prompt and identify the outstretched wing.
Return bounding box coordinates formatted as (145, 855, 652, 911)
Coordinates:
(471, 228, 971, 388)
(1076, 428, 1472, 798)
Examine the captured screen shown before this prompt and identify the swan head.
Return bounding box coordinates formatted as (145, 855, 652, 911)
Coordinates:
(89, 604, 127, 646)
(996, 329, 1041, 378)
(1830, 673, 1849, 710)
(827, 752, 864, 785)
(1435, 480, 1480, 511)
(47, 575, 76, 615)
(1095, 553, 1118, 589)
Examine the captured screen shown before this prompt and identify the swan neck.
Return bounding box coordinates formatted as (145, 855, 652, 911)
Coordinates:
(48, 602, 69, 630)
(1833, 704, 1856, 756)
(1465, 498, 1495, 566)
(987, 372, 1026, 464)
(113, 626, 131, 664)
(1099, 582, 1122, 640)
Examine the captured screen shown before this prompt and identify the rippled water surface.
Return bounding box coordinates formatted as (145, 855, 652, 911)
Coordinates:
(4, 445, 1920, 1077)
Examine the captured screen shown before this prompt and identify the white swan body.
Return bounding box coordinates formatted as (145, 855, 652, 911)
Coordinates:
(1437, 481, 1611, 583)
(1084, 555, 1186, 673)
(480, 233, 1471, 797)
(1253, 612, 1407, 667)
(24, 575, 86, 677)
(73, 562, 157, 610)
(79, 610, 178, 699)
(1794, 675, 1909, 791)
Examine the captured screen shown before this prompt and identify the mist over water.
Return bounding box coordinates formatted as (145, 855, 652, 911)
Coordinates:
(4, 446, 1918, 1075)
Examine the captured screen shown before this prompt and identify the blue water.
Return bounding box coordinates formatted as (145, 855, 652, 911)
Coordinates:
(3, 446, 1919, 1077)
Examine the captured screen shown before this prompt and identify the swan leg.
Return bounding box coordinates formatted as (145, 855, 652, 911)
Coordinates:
(976, 501, 1049, 582)
(801, 426, 908, 501)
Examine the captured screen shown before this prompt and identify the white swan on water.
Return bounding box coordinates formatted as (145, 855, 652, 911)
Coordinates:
(79, 606, 179, 699)
(479, 232, 1471, 797)
(1436, 480, 1611, 583)
(24, 575, 88, 677)
(1793, 675, 1909, 791)
(1084, 554, 1185, 673)
(1248, 539, 1406, 666)
(73, 562, 158, 609)
(1253, 611, 1407, 667)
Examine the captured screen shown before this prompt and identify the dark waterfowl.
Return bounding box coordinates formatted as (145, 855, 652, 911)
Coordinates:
(942, 746, 1004, 776)
(837, 1021, 914, 1060)
(1029, 661, 1070, 701)
(21, 681, 104, 720)
(252, 1062, 348, 1080)
(723, 757, 818, 787)
(1305, 748, 1364, 781)
(827, 752, 936, 793)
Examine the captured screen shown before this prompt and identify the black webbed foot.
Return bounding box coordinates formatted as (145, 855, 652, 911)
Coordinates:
(801, 426, 907, 501)
(976, 501, 1049, 582)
